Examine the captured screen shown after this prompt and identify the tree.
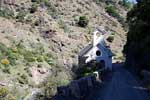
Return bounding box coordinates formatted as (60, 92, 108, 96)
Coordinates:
(119, 0, 132, 9)
(124, 0, 150, 71)
(78, 16, 89, 27)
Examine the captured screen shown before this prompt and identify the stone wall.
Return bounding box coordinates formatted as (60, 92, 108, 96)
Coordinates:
(53, 72, 102, 100)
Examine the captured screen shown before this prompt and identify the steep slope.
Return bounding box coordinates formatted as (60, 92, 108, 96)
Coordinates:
(0, 0, 128, 99)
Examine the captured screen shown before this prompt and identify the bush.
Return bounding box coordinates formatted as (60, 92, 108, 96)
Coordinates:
(44, 54, 54, 65)
(0, 8, 14, 19)
(58, 20, 65, 28)
(117, 16, 127, 29)
(0, 43, 19, 65)
(94, 0, 102, 4)
(118, 0, 132, 9)
(2, 67, 10, 74)
(24, 67, 32, 77)
(46, 58, 54, 65)
(31, 0, 40, 3)
(32, 0, 58, 18)
(43, 0, 50, 6)
(78, 16, 89, 27)
(24, 56, 36, 62)
(1, 59, 10, 65)
(43, 72, 70, 97)
(31, 0, 49, 6)
(8, 52, 19, 60)
(106, 5, 127, 28)
(79, 64, 98, 77)
(22, 50, 36, 62)
(58, 20, 70, 32)
(111, 32, 116, 35)
(107, 35, 114, 42)
(105, 5, 119, 18)
(16, 10, 28, 22)
(30, 3, 38, 13)
(0, 43, 8, 53)
(0, 87, 9, 98)
(6, 49, 19, 65)
(47, 3, 58, 19)
(33, 20, 39, 26)
(37, 56, 44, 62)
(18, 74, 28, 84)
(11, 48, 18, 53)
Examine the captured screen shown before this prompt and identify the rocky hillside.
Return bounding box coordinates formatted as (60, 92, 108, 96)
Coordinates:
(0, 0, 130, 99)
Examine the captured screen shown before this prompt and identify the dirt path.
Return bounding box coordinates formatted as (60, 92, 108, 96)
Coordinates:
(87, 67, 150, 100)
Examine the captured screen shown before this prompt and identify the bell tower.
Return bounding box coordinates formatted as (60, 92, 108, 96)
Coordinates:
(93, 28, 105, 47)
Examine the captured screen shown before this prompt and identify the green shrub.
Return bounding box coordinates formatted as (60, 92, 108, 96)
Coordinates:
(37, 56, 44, 62)
(31, 0, 49, 6)
(7, 52, 19, 61)
(118, 0, 132, 9)
(107, 35, 114, 42)
(16, 10, 28, 22)
(80, 65, 97, 77)
(117, 16, 127, 28)
(22, 50, 36, 62)
(111, 32, 116, 35)
(58, 19, 65, 28)
(0, 53, 3, 61)
(0, 43, 19, 65)
(46, 58, 54, 65)
(31, 0, 58, 18)
(1, 59, 10, 65)
(94, 0, 102, 4)
(105, 5, 126, 28)
(43, 72, 70, 97)
(2, 67, 10, 74)
(31, 0, 40, 3)
(18, 74, 28, 84)
(47, 3, 58, 19)
(11, 48, 18, 53)
(25, 15, 33, 23)
(44, 54, 54, 65)
(24, 56, 36, 62)
(0, 8, 14, 19)
(0, 43, 8, 53)
(43, 0, 50, 6)
(30, 3, 38, 13)
(114, 56, 125, 61)
(24, 67, 32, 77)
(105, 5, 119, 18)
(58, 20, 70, 32)
(33, 20, 39, 26)
(78, 16, 89, 27)
(0, 87, 9, 98)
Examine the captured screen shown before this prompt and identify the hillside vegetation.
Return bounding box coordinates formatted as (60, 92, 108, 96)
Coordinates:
(0, 0, 130, 99)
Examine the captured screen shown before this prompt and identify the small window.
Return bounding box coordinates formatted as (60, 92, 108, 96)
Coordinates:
(96, 50, 101, 56)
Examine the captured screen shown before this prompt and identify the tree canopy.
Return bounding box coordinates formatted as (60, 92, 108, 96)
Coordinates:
(124, 0, 150, 71)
